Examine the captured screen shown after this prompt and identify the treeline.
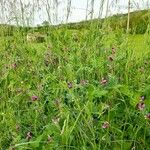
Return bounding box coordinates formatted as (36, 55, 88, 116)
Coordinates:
(0, 9, 149, 36)
(62, 9, 150, 34)
(109, 9, 150, 34)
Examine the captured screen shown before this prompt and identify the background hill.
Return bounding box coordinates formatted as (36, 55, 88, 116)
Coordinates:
(0, 9, 150, 36)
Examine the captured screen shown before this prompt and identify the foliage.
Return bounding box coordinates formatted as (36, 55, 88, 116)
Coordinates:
(0, 10, 150, 150)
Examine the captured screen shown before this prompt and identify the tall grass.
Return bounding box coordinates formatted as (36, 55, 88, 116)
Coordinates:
(0, 0, 150, 150)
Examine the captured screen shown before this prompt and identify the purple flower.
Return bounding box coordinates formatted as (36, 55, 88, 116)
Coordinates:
(67, 82, 73, 89)
(145, 113, 150, 119)
(140, 96, 145, 101)
(100, 78, 107, 85)
(102, 121, 109, 129)
(112, 47, 116, 54)
(31, 95, 38, 101)
(80, 80, 89, 86)
(108, 56, 113, 61)
(137, 102, 145, 111)
(12, 63, 17, 69)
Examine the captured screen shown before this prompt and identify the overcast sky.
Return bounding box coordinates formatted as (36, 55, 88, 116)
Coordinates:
(34, 0, 149, 25)
(0, 0, 149, 26)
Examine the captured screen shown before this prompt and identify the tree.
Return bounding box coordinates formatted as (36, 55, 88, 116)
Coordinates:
(66, 0, 72, 22)
(42, 20, 50, 26)
(127, 0, 131, 33)
(90, 0, 95, 19)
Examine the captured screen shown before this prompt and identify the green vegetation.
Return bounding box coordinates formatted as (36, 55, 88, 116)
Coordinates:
(0, 10, 150, 150)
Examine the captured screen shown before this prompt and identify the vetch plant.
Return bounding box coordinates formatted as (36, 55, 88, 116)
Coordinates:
(31, 95, 39, 101)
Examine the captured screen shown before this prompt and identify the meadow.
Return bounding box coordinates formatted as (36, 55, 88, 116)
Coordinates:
(0, 13, 150, 150)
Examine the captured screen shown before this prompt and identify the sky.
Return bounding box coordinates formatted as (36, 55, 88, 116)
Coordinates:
(0, 0, 149, 26)
(34, 0, 149, 26)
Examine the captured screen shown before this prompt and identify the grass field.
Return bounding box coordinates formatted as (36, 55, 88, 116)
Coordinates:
(0, 22, 150, 150)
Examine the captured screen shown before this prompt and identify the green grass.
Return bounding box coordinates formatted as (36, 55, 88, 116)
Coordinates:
(128, 34, 150, 52)
(0, 21, 150, 150)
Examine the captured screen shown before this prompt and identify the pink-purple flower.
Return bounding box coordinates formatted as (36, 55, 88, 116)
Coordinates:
(102, 121, 109, 129)
(140, 96, 145, 101)
(112, 47, 116, 54)
(67, 82, 73, 89)
(100, 78, 107, 85)
(12, 63, 17, 69)
(145, 113, 150, 119)
(31, 95, 38, 101)
(80, 80, 89, 86)
(108, 56, 113, 61)
(137, 102, 145, 111)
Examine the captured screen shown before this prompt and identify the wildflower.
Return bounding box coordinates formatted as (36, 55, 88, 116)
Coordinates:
(102, 121, 109, 129)
(67, 82, 73, 89)
(12, 63, 17, 69)
(137, 102, 145, 111)
(47, 135, 52, 143)
(26, 132, 32, 140)
(140, 96, 145, 101)
(80, 80, 89, 86)
(100, 78, 107, 85)
(145, 113, 150, 119)
(112, 47, 116, 54)
(31, 95, 38, 101)
(108, 56, 113, 61)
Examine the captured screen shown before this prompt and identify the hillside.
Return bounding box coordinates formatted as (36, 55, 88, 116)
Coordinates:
(39, 9, 150, 34)
(0, 9, 150, 36)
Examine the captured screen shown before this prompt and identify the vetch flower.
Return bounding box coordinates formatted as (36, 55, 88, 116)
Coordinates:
(108, 56, 113, 61)
(145, 113, 150, 119)
(12, 63, 17, 69)
(67, 82, 73, 89)
(112, 47, 116, 54)
(100, 78, 107, 85)
(137, 102, 145, 111)
(31, 95, 38, 101)
(102, 121, 109, 129)
(140, 96, 145, 101)
(80, 80, 89, 86)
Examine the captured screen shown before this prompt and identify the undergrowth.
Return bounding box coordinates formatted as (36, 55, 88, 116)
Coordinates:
(0, 23, 150, 150)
